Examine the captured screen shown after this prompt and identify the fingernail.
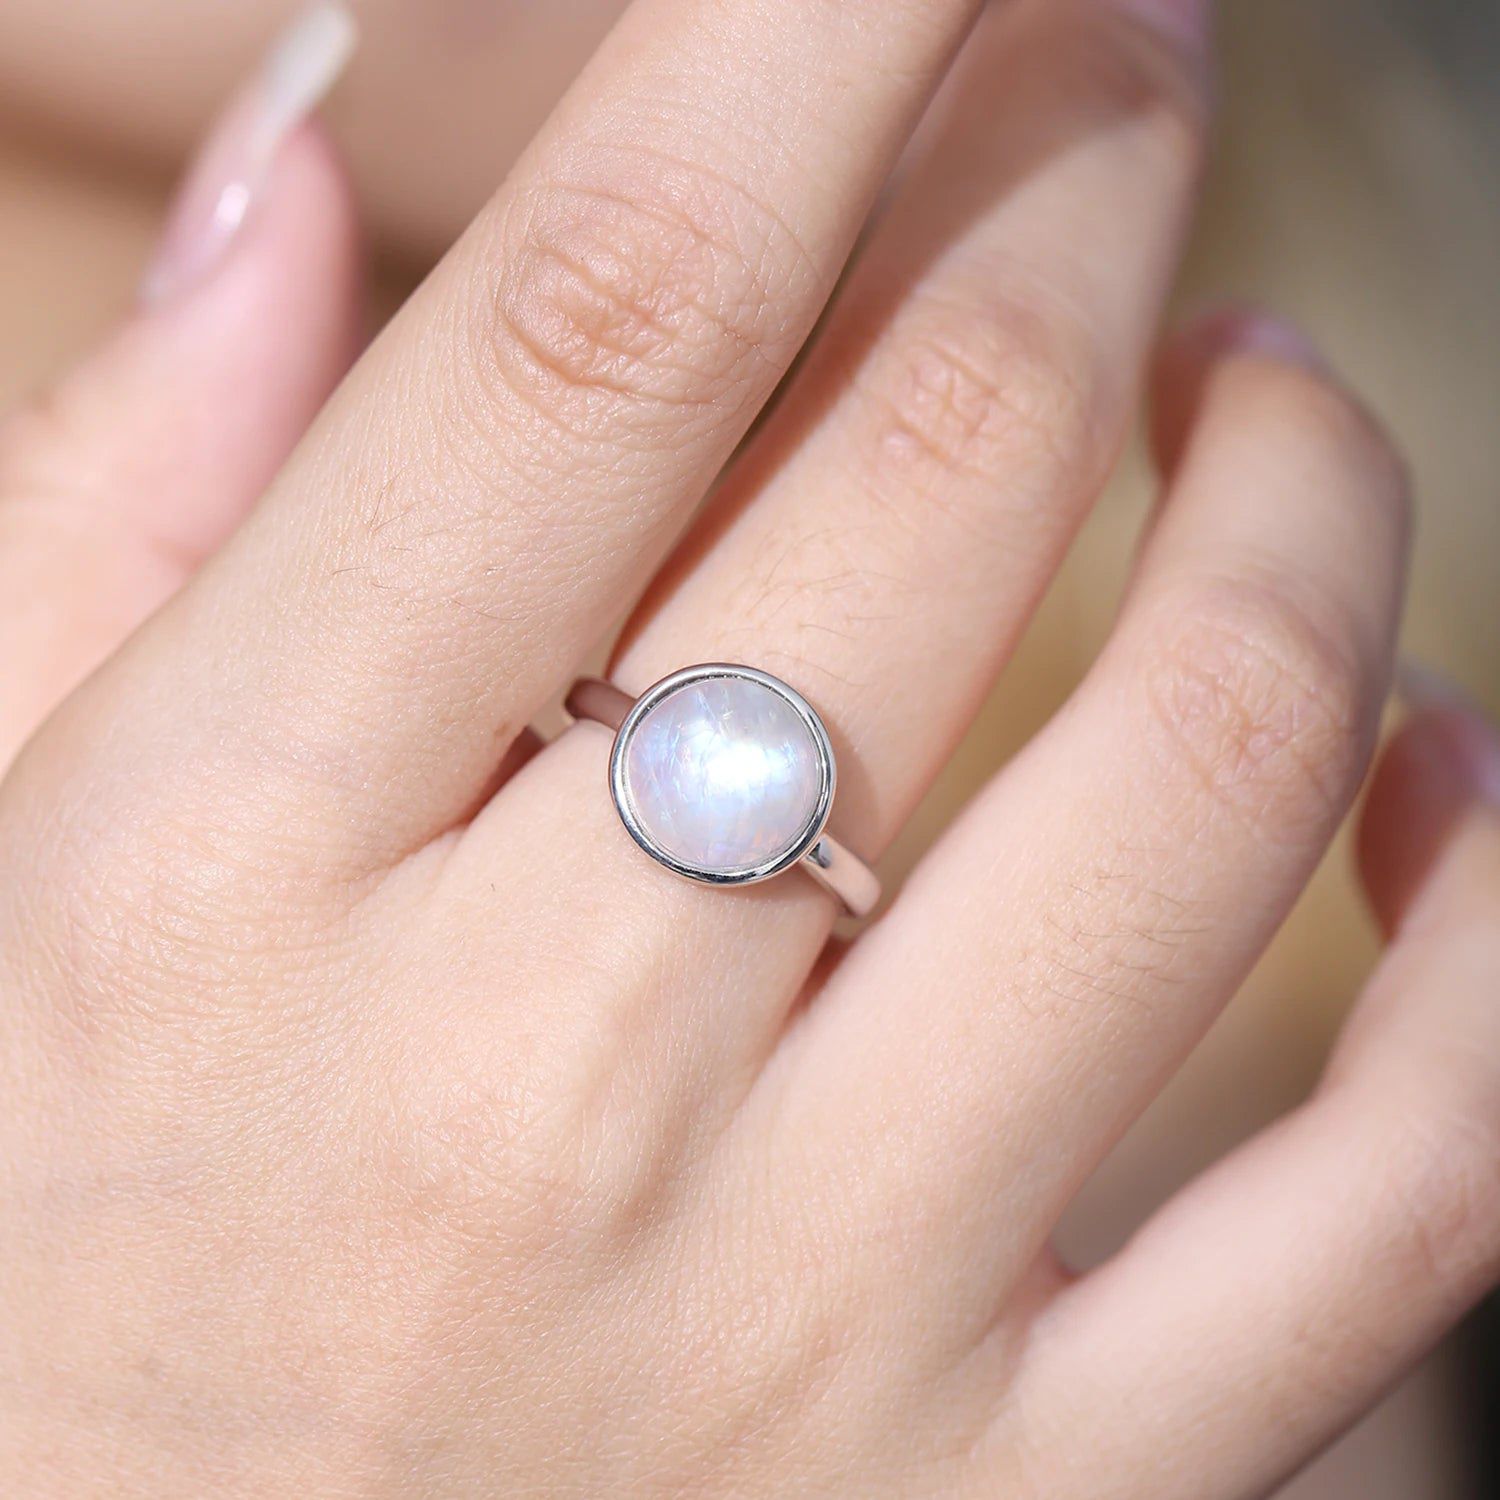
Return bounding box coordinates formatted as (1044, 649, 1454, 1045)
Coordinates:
(139, 2, 357, 305)
(1395, 657, 1500, 805)
(1110, 0, 1213, 58)
(1198, 305, 1328, 374)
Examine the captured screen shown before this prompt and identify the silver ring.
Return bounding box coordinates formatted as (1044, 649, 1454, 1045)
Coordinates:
(565, 665, 880, 918)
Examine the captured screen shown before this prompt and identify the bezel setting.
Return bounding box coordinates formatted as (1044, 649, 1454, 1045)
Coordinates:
(607, 663, 837, 889)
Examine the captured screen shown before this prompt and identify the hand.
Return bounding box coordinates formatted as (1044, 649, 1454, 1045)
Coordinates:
(2, 1, 1495, 1495)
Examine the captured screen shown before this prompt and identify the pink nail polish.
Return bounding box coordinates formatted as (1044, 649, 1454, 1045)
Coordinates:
(139, 2, 357, 305)
(1175, 304, 1329, 375)
(1219, 311, 1328, 373)
(1111, 0, 1212, 57)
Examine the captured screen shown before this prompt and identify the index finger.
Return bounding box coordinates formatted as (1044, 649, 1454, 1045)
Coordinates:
(38, 0, 986, 876)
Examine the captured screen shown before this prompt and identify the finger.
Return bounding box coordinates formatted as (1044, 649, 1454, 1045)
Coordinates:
(444, 0, 1214, 1105)
(1148, 302, 1327, 474)
(1361, 663, 1500, 934)
(614, 0, 1211, 851)
(37, 0, 990, 871)
(759, 313, 1410, 1354)
(0, 4, 361, 769)
(995, 693, 1500, 1500)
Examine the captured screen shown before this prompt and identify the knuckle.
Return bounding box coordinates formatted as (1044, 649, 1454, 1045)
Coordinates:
(394, 1070, 666, 1277)
(1141, 577, 1371, 832)
(677, 1217, 874, 1436)
(1033, 862, 1208, 1021)
(385, 950, 677, 1259)
(15, 769, 346, 1055)
(700, 1277, 860, 1438)
(484, 152, 811, 419)
(860, 291, 1098, 520)
(388, 1043, 598, 1256)
(1373, 1100, 1500, 1298)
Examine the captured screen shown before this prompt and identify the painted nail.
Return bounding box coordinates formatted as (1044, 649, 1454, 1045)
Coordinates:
(1204, 305, 1328, 373)
(1110, 0, 1213, 58)
(139, 2, 357, 305)
(1225, 313, 1325, 371)
(1396, 657, 1500, 806)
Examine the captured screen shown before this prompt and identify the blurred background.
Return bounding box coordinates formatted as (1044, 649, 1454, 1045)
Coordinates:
(0, 0, 1495, 1492)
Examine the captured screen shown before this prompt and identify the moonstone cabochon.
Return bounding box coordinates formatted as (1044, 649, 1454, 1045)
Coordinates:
(614, 671, 830, 880)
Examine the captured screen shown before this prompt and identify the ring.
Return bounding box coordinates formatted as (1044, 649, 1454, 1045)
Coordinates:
(565, 664, 880, 917)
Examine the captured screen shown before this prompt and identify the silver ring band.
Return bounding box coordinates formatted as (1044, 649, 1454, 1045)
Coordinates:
(566, 667, 880, 918)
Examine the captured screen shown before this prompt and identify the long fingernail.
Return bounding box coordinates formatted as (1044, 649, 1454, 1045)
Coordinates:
(1396, 657, 1500, 805)
(139, 2, 357, 305)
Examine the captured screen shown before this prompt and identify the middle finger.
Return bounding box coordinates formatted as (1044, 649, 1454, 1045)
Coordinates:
(19, 0, 986, 874)
(453, 0, 1213, 1100)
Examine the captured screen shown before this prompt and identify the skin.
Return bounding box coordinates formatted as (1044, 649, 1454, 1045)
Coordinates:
(1, 0, 1498, 1494)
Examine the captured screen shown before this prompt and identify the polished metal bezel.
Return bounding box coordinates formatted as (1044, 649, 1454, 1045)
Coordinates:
(607, 663, 837, 889)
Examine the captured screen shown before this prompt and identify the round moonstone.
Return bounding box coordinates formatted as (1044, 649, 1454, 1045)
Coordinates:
(618, 675, 825, 877)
